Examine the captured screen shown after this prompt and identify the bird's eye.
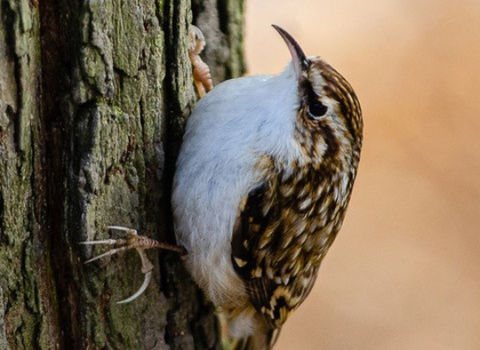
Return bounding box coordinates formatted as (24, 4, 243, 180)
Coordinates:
(307, 101, 328, 119)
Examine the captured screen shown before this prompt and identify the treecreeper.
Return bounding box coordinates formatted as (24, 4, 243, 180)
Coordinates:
(81, 24, 363, 350)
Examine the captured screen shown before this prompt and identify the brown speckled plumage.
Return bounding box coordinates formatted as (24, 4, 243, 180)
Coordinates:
(231, 56, 363, 336)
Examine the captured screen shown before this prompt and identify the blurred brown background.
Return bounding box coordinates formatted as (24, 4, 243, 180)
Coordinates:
(245, 1, 480, 349)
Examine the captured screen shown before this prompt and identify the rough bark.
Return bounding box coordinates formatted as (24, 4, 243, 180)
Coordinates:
(0, 0, 245, 349)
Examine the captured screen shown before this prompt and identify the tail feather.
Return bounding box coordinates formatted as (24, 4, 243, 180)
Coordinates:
(230, 329, 280, 350)
(220, 306, 282, 349)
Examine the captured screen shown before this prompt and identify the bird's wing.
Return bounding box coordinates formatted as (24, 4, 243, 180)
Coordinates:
(231, 178, 320, 330)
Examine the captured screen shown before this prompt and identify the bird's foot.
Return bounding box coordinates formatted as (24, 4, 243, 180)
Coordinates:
(189, 24, 213, 97)
(80, 226, 186, 304)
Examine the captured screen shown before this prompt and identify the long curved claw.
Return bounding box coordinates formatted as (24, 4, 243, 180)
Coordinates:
(80, 226, 186, 303)
(79, 239, 118, 245)
(83, 246, 129, 264)
(106, 226, 136, 233)
(117, 271, 152, 304)
(116, 245, 155, 304)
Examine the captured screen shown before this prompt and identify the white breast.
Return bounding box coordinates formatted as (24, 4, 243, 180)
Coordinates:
(172, 63, 301, 306)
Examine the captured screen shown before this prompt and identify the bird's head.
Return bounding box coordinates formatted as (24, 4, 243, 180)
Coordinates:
(273, 25, 363, 171)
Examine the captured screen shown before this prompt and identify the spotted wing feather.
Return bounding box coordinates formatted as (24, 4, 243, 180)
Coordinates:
(231, 177, 324, 330)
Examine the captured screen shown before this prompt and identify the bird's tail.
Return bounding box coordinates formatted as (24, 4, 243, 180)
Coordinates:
(229, 329, 280, 350)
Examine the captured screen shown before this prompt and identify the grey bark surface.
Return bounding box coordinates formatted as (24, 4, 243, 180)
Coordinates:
(0, 0, 245, 349)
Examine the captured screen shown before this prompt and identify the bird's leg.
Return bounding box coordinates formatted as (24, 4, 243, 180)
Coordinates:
(189, 25, 213, 98)
(80, 226, 186, 304)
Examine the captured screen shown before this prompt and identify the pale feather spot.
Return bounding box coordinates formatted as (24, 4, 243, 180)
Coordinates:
(305, 260, 312, 273)
(258, 235, 270, 249)
(263, 224, 277, 238)
(298, 233, 308, 245)
(299, 196, 312, 211)
(234, 257, 248, 268)
(261, 200, 273, 216)
(292, 261, 301, 277)
(291, 247, 302, 261)
(333, 186, 339, 202)
(281, 234, 293, 249)
(298, 187, 307, 199)
(252, 267, 262, 278)
(280, 183, 295, 197)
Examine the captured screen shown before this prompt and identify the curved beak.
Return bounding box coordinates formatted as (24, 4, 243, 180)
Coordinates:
(272, 24, 308, 80)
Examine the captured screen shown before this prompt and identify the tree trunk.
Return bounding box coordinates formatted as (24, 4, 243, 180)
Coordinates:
(0, 0, 245, 349)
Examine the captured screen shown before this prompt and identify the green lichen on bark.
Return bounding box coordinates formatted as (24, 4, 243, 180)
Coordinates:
(63, 0, 185, 347)
(217, 0, 246, 78)
(0, 0, 246, 348)
(0, 0, 59, 349)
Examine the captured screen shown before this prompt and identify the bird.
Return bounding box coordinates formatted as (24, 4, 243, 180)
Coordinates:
(81, 25, 363, 349)
(172, 25, 363, 349)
